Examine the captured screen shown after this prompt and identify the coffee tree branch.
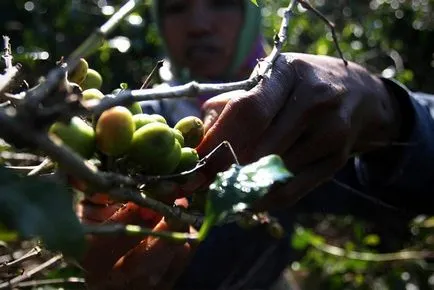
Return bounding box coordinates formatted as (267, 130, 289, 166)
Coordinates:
(0, 0, 342, 240)
(83, 223, 198, 242)
(0, 36, 22, 97)
(0, 247, 42, 272)
(0, 254, 63, 289)
(0, 1, 298, 236)
(296, 0, 348, 65)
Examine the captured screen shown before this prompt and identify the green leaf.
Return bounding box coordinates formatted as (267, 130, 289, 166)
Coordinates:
(199, 155, 293, 240)
(250, 0, 258, 6)
(0, 167, 85, 258)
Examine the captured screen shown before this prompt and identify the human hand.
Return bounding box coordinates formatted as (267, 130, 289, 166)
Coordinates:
(77, 198, 195, 290)
(197, 53, 402, 211)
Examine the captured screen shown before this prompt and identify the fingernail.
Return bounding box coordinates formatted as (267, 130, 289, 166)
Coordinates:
(203, 109, 219, 132)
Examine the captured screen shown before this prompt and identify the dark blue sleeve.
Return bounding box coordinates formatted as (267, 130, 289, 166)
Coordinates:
(354, 77, 434, 214)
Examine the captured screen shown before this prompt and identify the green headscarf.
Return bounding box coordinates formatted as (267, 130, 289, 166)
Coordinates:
(151, 0, 262, 83)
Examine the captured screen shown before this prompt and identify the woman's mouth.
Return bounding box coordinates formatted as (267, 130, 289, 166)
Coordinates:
(186, 45, 222, 63)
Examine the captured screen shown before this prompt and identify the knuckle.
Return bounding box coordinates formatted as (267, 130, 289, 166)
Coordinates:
(286, 55, 309, 71)
(228, 93, 271, 125)
(312, 82, 346, 106)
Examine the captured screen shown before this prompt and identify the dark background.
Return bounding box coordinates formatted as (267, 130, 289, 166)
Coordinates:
(1, 1, 434, 289)
(1, 0, 433, 94)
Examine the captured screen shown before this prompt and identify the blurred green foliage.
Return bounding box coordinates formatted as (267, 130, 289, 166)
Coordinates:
(261, 0, 434, 93)
(1, 0, 161, 92)
(1, 1, 434, 289)
(287, 214, 434, 289)
(1, 0, 433, 93)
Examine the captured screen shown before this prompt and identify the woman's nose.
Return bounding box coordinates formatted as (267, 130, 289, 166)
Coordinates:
(187, 3, 213, 37)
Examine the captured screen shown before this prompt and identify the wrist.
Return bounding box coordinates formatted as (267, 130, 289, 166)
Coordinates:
(378, 77, 415, 144)
(355, 77, 415, 172)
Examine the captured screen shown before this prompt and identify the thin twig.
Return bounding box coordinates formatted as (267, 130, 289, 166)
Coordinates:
(0, 247, 42, 272)
(27, 158, 52, 176)
(312, 241, 434, 262)
(0, 36, 25, 98)
(297, 0, 348, 65)
(140, 60, 164, 89)
(134, 141, 239, 183)
(252, 0, 297, 79)
(0, 101, 10, 108)
(1, 36, 12, 69)
(331, 178, 409, 215)
(4, 165, 39, 172)
(0, 65, 22, 97)
(90, 78, 260, 115)
(107, 188, 204, 229)
(0, 254, 63, 289)
(0, 152, 45, 164)
(83, 223, 198, 242)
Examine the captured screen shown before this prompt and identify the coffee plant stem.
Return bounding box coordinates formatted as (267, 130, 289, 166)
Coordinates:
(0, 0, 308, 239)
(139, 60, 164, 89)
(297, 0, 348, 65)
(83, 223, 198, 242)
(313, 241, 434, 262)
(0, 254, 63, 289)
(108, 188, 204, 229)
(0, 247, 42, 271)
(252, 0, 297, 79)
(0, 109, 110, 189)
(27, 158, 52, 176)
(0, 107, 204, 228)
(91, 78, 260, 115)
(2, 36, 13, 69)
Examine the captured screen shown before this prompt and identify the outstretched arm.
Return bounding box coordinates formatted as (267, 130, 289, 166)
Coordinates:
(197, 53, 434, 213)
(354, 77, 434, 214)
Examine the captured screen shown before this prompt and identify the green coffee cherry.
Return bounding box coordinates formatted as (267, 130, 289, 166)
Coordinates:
(133, 114, 158, 130)
(150, 114, 168, 124)
(128, 102, 143, 115)
(174, 116, 204, 148)
(49, 117, 95, 159)
(82, 88, 105, 101)
(176, 147, 199, 173)
(95, 106, 135, 156)
(129, 123, 181, 174)
(81, 68, 103, 90)
(172, 128, 185, 148)
(69, 58, 88, 85)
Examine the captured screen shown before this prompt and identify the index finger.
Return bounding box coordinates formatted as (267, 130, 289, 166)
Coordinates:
(197, 55, 295, 166)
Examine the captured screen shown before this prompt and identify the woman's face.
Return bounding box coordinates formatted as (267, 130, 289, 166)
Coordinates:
(160, 0, 244, 80)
